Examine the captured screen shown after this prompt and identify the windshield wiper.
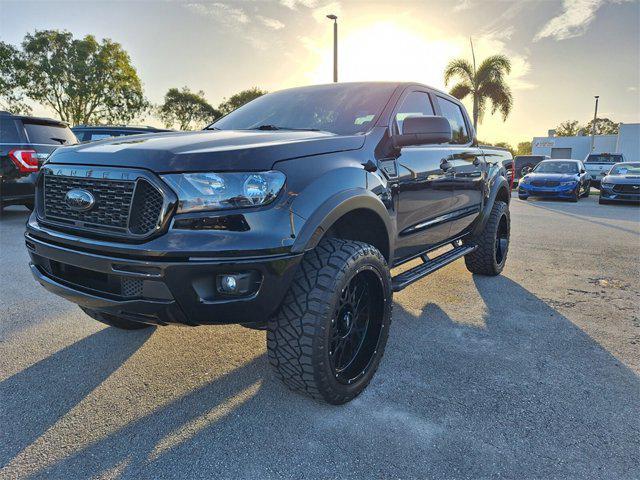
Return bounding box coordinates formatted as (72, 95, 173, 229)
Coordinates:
(50, 137, 68, 145)
(250, 125, 321, 132)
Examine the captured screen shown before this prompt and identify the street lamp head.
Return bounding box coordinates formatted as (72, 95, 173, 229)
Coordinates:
(594, 95, 599, 99)
(326, 14, 337, 20)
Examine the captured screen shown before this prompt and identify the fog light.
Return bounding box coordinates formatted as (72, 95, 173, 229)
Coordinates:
(220, 275, 238, 293)
(215, 272, 260, 296)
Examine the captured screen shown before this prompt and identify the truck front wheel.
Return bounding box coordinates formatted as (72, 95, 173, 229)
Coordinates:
(464, 200, 510, 276)
(267, 238, 392, 404)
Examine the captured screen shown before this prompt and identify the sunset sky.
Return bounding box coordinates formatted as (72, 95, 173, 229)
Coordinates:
(2, 0, 639, 145)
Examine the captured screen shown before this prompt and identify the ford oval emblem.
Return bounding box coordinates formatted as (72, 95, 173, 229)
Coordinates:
(65, 189, 95, 211)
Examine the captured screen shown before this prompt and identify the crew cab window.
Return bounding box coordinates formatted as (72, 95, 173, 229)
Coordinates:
(394, 91, 434, 134)
(437, 96, 470, 144)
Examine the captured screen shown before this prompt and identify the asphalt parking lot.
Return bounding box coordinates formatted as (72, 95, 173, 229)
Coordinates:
(1, 196, 639, 479)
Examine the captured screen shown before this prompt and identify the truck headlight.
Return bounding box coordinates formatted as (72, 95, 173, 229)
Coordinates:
(162, 171, 286, 214)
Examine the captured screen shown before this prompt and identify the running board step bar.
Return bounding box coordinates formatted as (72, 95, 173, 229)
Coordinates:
(392, 244, 477, 292)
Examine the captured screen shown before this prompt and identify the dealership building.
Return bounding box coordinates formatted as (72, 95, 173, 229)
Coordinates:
(531, 123, 640, 161)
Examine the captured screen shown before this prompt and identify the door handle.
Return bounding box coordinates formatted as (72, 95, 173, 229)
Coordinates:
(440, 159, 451, 171)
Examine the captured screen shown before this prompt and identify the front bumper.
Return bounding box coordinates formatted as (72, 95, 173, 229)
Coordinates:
(518, 183, 577, 198)
(26, 231, 303, 326)
(599, 186, 640, 203)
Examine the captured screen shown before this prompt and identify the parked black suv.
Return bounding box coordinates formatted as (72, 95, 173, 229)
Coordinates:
(1, 111, 77, 210)
(26, 83, 511, 404)
(72, 125, 172, 142)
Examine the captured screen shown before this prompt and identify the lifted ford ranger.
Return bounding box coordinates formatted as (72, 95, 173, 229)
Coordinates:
(26, 82, 511, 404)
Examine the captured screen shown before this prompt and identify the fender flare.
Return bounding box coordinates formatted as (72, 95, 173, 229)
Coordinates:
(290, 188, 394, 256)
(472, 175, 510, 237)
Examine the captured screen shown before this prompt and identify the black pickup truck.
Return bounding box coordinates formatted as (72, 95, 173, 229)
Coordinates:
(26, 82, 511, 404)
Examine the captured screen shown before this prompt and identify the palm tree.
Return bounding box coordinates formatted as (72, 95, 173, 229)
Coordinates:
(444, 53, 513, 133)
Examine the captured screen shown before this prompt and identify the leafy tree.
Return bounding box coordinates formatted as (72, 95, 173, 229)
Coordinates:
(516, 141, 532, 156)
(444, 54, 513, 133)
(0, 41, 32, 115)
(493, 141, 514, 156)
(555, 120, 584, 136)
(584, 117, 619, 135)
(218, 87, 267, 116)
(158, 87, 220, 130)
(17, 30, 147, 125)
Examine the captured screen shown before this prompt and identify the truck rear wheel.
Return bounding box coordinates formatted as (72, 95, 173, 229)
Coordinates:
(464, 200, 510, 276)
(267, 238, 392, 404)
(80, 307, 154, 330)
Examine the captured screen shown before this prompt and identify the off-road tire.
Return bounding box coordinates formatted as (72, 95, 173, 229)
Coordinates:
(598, 197, 610, 205)
(581, 185, 591, 198)
(464, 200, 510, 276)
(80, 307, 154, 330)
(518, 195, 528, 200)
(267, 238, 392, 404)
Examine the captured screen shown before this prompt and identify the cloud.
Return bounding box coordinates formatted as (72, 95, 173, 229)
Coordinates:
(279, 0, 318, 9)
(534, 0, 628, 41)
(184, 2, 249, 25)
(452, 0, 473, 12)
(257, 16, 285, 30)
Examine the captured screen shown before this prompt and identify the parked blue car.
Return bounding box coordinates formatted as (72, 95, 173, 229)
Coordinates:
(518, 159, 591, 202)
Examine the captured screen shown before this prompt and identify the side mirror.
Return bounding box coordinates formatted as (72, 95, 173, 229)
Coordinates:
(393, 116, 452, 148)
(580, 169, 586, 174)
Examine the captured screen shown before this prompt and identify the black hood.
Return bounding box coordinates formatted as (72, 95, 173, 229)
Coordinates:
(46, 129, 366, 173)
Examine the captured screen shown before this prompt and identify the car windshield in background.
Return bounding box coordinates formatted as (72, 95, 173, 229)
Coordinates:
(533, 161, 578, 174)
(610, 163, 640, 175)
(586, 154, 623, 163)
(210, 84, 397, 136)
(24, 122, 77, 145)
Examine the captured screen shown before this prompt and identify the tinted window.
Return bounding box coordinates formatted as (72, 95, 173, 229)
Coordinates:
(533, 161, 579, 174)
(586, 154, 623, 164)
(212, 84, 397, 136)
(610, 163, 640, 175)
(394, 91, 434, 134)
(23, 122, 77, 145)
(437, 97, 470, 144)
(0, 117, 21, 143)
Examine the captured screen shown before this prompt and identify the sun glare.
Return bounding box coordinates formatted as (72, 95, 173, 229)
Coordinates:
(304, 21, 463, 89)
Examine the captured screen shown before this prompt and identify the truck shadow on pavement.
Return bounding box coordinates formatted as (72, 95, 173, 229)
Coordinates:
(1, 275, 638, 479)
(0, 328, 152, 469)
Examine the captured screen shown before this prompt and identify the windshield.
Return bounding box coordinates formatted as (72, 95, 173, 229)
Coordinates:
(533, 161, 579, 174)
(609, 163, 640, 175)
(23, 121, 78, 145)
(586, 154, 622, 163)
(211, 83, 397, 135)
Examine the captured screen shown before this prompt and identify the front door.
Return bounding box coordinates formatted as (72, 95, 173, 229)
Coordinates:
(435, 95, 485, 237)
(390, 90, 455, 262)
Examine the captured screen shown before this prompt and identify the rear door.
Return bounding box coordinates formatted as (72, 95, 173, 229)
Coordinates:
(434, 95, 485, 238)
(391, 89, 456, 261)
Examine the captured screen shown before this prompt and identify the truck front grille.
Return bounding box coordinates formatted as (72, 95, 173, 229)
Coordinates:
(44, 175, 135, 232)
(40, 170, 168, 238)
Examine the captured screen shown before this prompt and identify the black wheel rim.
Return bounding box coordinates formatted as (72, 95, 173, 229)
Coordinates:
(329, 268, 384, 385)
(495, 214, 509, 265)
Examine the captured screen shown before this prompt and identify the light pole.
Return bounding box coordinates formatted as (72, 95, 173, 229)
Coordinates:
(590, 95, 599, 151)
(326, 14, 337, 82)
